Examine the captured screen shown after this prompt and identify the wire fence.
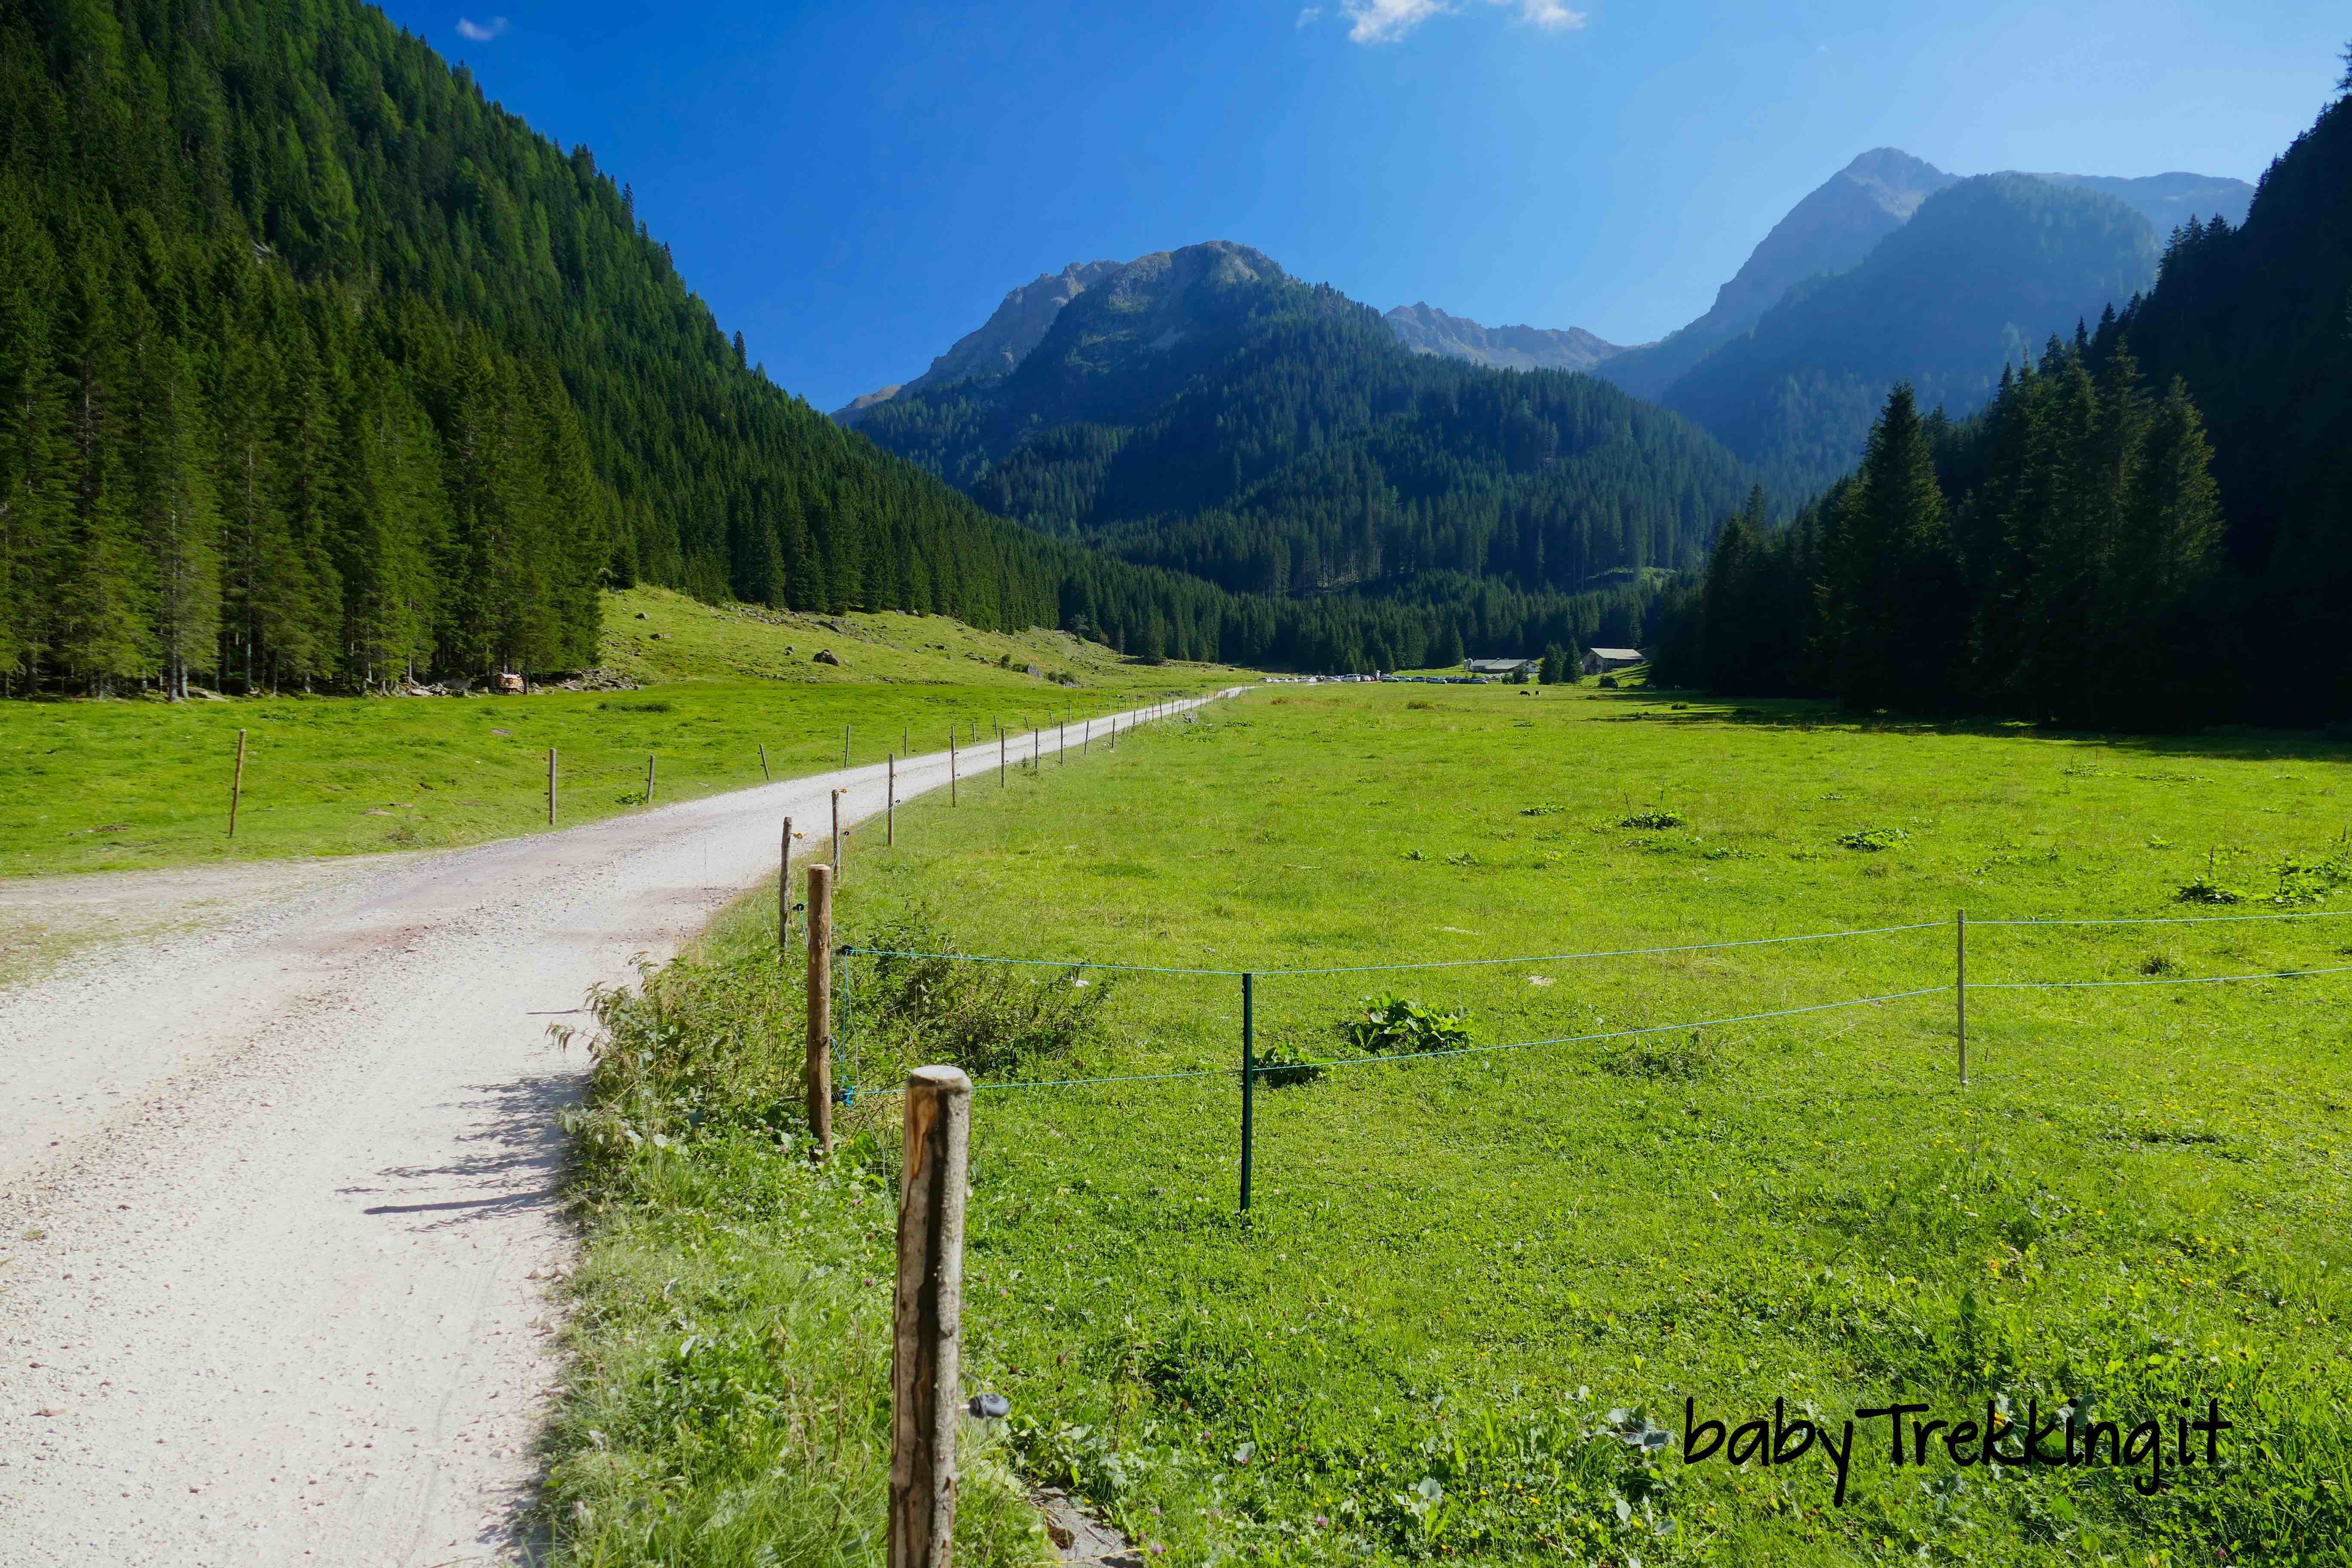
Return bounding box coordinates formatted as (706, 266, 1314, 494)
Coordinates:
(70, 689, 1217, 845)
(835, 901, 2352, 1210)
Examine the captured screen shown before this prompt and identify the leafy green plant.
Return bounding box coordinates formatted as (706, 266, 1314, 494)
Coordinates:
(1838, 825, 1908, 850)
(1339, 992, 1473, 1057)
(1619, 808, 1684, 829)
(1252, 1039, 1326, 1088)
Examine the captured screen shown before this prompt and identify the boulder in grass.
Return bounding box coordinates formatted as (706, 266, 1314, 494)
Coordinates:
(813, 649, 841, 666)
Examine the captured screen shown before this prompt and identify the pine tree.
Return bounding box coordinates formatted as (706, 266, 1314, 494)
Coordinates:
(127, 336, 220, 698)
(1816, 384, 1960, 709)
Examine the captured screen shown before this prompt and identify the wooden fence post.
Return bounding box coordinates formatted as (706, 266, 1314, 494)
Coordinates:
(888, 1064, 972, 1568)
(845, 725, 852, 769)
(759, 742, 771, 781)
(998, 725, 1005, 787)
(888, 755, 896, 846)
(1956, 909, 1968, 1087)
(548, 748, 557, 826)
(949, 733, 958, 805)
(805, 864, 834, 1157)
(779, 817, 793, 956)
(227, 728, 247, 839)
(1058, 717, 1066, 764)
(832, 788, 843, 876)
(645, 752, 657, 805)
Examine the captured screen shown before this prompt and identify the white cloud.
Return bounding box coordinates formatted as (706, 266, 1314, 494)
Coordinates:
(1341, 0, 1452, 45)
(455, 15, 509, 42)
(1333, 0, 1583, 44)
(1513, 0, 1586, 30)
(1295, 5, 1322, 24)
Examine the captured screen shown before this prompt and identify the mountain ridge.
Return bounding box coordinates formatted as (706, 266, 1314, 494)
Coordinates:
(1383, 303, 1625, 371)
(850, 241, 1758, 603)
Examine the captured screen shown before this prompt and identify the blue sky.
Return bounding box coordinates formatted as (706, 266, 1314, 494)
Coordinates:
(377, 1, 2346, 413)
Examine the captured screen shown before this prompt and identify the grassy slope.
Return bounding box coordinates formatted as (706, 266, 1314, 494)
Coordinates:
(0, 587, 1235, 876)
(562, 681, 2351, 1565)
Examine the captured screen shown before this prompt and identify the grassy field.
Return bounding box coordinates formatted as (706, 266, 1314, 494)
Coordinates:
(0, 587, 1232, 877)
(553, 682, 2352, 1565)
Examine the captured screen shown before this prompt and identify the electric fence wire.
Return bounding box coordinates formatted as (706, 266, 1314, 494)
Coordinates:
(1973, 909, 2352, 927)
(1972, 962, 2352, 990)
(841, 919, 1951, 979)
(834, 984, 1955, 1101)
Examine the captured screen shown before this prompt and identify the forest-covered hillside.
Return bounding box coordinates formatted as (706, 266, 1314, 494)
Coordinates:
(6, 0, 1620, 688)
(0, 0, 1120, 692)
(854, 242, 1758, 601)
(2119, 70, 2352, 723)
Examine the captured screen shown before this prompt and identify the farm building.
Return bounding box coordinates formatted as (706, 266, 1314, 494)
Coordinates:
(1582, 647, 1644, 676)
(1464, 656, 1540, 680)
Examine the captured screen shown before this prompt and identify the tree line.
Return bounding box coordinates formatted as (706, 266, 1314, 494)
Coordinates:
(1652, 325, 2225, 727)
(1655, 54, 2352, 731)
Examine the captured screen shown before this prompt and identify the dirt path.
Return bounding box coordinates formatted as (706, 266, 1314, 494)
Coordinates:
(0, 693, 1231, 1567)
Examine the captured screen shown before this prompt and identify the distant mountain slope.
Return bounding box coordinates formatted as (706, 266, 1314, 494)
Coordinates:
(1595, 149, 1959, 401)
(2019, 172, 2254, 236)
(1659, 175, 2162, 498)
(851, 242, 1757, 600)
(833, 259, 1121, 425)
(1384, 304, 1624, 371)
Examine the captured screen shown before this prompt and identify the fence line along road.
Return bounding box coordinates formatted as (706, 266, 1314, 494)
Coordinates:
(828, 900, 2352, 1212)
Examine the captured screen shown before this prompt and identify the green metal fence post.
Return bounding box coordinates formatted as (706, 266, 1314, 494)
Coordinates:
(1239, 972, 1256, 1214)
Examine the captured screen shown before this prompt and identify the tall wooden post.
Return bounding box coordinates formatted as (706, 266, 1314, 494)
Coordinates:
(832, 788, 843, 876)
(888, 755, 896, 845)
(645, 753, 657, 805)
(1058, 717, 1066, 764)
(227, 729, 248, 839)
(779, 818, 793, 956)
(845, 725, 852, 769)
(1239, 972, 1256, 1214)
(1956, 909, 1968, 1087)
(888, 1064, 971, 1568)
(759, 742, 771, 781)
(949, 733, 958, 805)
(804, 864, 835, 1157)
(998, 725, 1005, 787)
(547, 748, 557, 825)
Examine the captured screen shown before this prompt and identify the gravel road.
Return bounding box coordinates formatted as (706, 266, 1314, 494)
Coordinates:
(0, 693, 1228, 1566)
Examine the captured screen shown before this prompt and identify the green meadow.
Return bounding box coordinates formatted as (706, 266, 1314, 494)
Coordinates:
(553, 683, 2351, 1566)
(0, 587, 1225, 877)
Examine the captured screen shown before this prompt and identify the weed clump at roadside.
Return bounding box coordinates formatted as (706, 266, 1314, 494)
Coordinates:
(547, 909, 1055, 1568)
(847, 916, 1114, 1082)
